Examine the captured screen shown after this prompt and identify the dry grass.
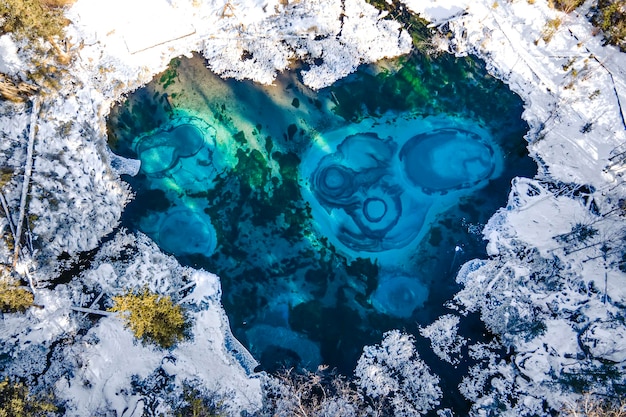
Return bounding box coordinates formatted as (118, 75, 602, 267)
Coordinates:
(0, 169, 13, 188)
(562, 395, 626, 417)
(549, 0, 585, 14)
(40, 0, 76, 6)
(0, 74, 38, 102)
(0, 0, 76, 71)
(540, 17, 563, 43)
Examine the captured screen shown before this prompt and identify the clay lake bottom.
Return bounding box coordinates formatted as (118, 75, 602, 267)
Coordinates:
(107, 52, 536, 408)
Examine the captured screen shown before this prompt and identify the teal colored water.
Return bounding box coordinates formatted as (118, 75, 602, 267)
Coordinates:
(107, 52, 535, 411)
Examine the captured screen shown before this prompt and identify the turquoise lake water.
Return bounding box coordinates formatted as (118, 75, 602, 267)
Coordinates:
(107, 52, 536, 410)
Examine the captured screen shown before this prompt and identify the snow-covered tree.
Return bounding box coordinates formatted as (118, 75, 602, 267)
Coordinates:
(355, 330, 441, 417)
(260, 331, 442, 417)
(453, 179, 626, 415)
(419, 314, 466, 365)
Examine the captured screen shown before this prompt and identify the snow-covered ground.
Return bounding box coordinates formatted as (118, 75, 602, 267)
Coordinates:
(0, 0, 411, 414)
(54, 233, 263, 416)
(406, 0, 626, 414)
(0, 0, 624, 414)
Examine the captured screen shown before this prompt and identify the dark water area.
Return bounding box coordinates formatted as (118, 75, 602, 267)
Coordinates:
(107, 51, 536, 413)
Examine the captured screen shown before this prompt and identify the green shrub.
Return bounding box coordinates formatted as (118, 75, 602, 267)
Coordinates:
(0, 378, 57, 417)
(108, 288, 188, 348)
(592, 0, 626, 52)
(0, 281, 34, 313)
(174, 385, 226, 417)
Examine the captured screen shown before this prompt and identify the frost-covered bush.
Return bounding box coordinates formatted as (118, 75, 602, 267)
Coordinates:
(129, 371, 230, 417)
(548, 0, 585, 13)
(459, 341, 557, 417)
(198, 0, 411, 89)
(562, 394, 626, 417)
(173, 382, 231, 417)
(453, 179, 626, 415)
(262, 366, 362, 417)
(29, 115, 132, 259)
(419, 314, 466, 365)
(90, 231, 188, 296)
(261, 331, 441, 417)
(355, 330, 441, 417)
(454, 258, 550, 347)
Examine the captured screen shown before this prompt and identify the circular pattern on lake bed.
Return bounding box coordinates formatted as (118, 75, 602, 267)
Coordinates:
(363, 197, 387, 222)
(352, 187, 402, 236)
(305, 124, 502, 254)
(307, 133, 418, 252)
(336, 132, 395, 171)
(170, 124, 206, 157)
(323, 166, 349, 189)
(157, 209, 217, 257)
(314, 164, 357, 203)
(135, 118, 216, 177)
(137, 140, 179, 175)
(400, 128, 496, 192)
(370, 275, 429, 318)
(245, 324, 322, 370)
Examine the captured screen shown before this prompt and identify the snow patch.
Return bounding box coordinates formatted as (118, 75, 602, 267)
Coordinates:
(0, 35, 23, 76)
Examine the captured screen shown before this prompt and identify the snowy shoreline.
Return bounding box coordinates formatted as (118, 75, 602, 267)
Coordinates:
(407, 0, 626, 412)
(0, 0, 625, 414)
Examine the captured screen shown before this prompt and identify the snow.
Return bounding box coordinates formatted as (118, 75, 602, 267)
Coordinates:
(419, 314, 466, 365)
(582, 320, 626, 363)
(0, 0, 625, 414)
(57, 317, 164, 417)
(403, 0, 469, 24)
(485, 178, 594, 258)
(406, 0, 626, 189)
(299, 0, 413, 88)
(453, 177, 626, 413)
(65, 0, 410, 93)
(355, 330, 442, 416)
(1, 287, 76, 348)
(0, 35, 23, 76)
(51, 232, 263, 416)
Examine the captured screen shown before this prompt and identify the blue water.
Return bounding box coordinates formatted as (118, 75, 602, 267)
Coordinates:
(107, 53, 535, 411)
